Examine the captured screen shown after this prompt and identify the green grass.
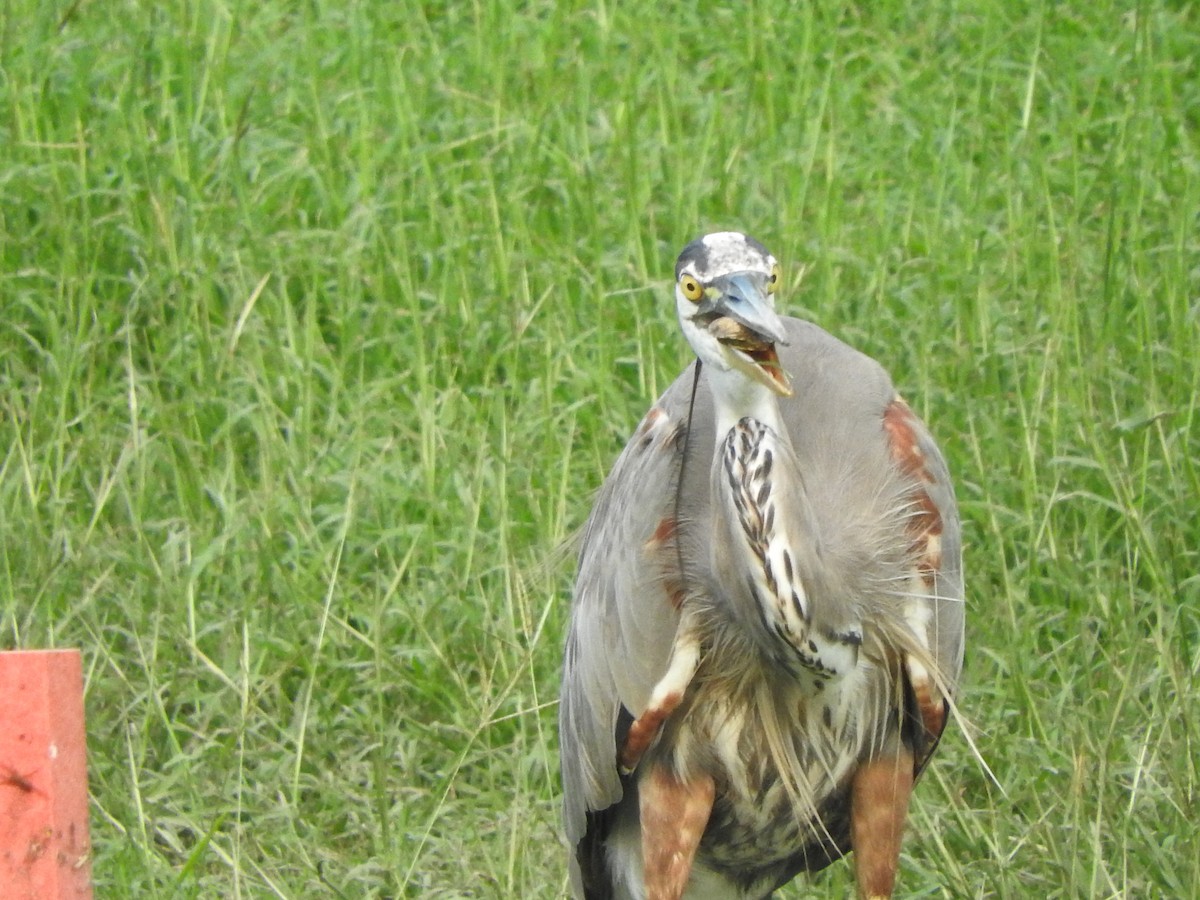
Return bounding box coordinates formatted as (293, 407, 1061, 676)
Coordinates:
(2, 0, 1197, 896)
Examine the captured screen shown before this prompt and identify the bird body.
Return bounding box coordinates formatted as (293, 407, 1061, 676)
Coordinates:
(560, 234, 963, 899)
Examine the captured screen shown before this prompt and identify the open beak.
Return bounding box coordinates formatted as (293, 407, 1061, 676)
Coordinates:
(698, 274, 793, 397)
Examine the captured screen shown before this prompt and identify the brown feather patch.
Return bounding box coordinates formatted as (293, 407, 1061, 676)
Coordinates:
(619, 691, 682, 772)
(907, 661, 947, 745)
(634, 405, 685, 452)
(883, 398, 945, 588)
(644, 517, 685, 610)
(640, 764, 715, 900)
(850, 750, 915, 899)
(637, 406, 667, 436)
(646, 516, 678, 547)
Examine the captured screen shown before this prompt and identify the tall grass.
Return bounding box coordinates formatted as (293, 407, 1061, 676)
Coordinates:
(2, 0, 1197, 896)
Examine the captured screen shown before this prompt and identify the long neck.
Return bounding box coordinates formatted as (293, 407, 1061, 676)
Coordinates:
(706, 365, 787, 443)
(705, 373, 863, 683)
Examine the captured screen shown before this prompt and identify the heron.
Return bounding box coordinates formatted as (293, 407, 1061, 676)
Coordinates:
(559, 232, 964, 899)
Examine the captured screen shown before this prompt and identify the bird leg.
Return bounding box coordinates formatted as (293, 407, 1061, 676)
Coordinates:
(850, 748, 915, 900)
(640, 761, 715, 900)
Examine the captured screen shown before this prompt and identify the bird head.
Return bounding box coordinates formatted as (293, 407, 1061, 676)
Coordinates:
(674, 232, 793, 397)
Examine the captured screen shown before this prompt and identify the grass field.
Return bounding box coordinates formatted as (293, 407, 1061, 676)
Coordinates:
(2, 0, 1198, 896)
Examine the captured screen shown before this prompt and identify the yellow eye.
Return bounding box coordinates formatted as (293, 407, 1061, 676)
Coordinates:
(679, 274, 704, 302)
(768, 264, 781, 294)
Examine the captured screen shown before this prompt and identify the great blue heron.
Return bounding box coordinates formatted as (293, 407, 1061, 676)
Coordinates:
(559, 232, 964, 899)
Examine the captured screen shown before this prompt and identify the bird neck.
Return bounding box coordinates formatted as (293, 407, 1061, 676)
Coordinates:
(706, 392, 864, 686)
(707, 366, 787, 444)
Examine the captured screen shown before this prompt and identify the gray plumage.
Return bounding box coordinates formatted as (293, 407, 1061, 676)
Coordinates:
(560, 233, 964, 899)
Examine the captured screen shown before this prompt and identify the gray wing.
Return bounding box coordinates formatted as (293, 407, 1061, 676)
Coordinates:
(559, 317, 965, 891)
(776, 318, 965, 753)
(775, 318, 965, 731)
(559, 372, 717, 894)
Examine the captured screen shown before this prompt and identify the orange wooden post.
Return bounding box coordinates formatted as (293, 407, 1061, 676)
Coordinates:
(0, 650, 93, 899)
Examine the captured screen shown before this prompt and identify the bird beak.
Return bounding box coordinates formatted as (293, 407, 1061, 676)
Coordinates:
(699, 274, 793, 397)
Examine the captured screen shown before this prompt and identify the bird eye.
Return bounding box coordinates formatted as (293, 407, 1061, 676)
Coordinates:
(768, 264, 781, 294)
(679, 275, 704, 302)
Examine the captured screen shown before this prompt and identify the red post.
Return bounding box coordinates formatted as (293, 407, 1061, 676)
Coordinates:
(0, 650, 93, 899)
